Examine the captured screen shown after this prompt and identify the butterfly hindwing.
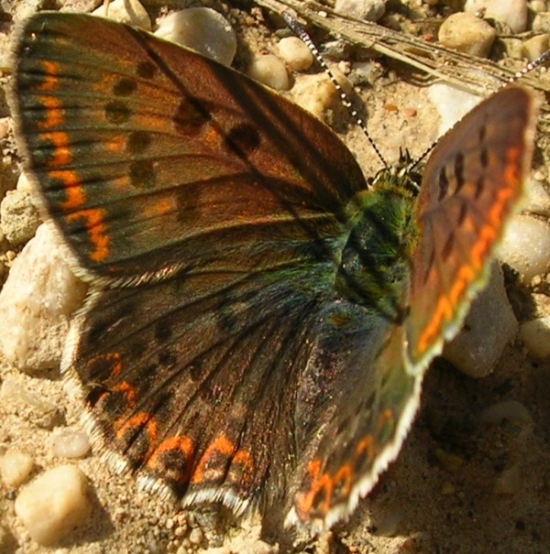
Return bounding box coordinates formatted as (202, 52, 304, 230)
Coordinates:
(68, 267, 328, 512)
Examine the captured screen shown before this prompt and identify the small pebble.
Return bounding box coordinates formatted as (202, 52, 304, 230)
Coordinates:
(464, 0, 528, 33)
(524, 177, 550, 217)
(155, 8, 237, 66)
(349, 60, 383, 87)
(51, 428, 91, 459)
(533, 12, 550, 33)
(92, 0, 151, 29)
(373, 512, 404, 536)
(188, 527, 204, 545)
(15, 465, 92, 546)
(522, 34, 549, 62)
(291, 73, 339, 120)
(434, 448, 464, 473)
(480, 400, 532, 424)
(438, 12, 496, 58)
(227, 537, 277, 554)
(518, 317, 550, 359)
(277, 37, 313, 71)
(16, 170, 33, 192)
(494, 464, 522, 494)
(0, 118, 9, 140)
(334, 0, 386, 21)
(0, 188, 40, 246)
(247, 54, 290, 90)
(531, 0, 547, 13)
(497, 214, 550, 284)
(441, 481, 456, 495)
(0, 449, 34, 487)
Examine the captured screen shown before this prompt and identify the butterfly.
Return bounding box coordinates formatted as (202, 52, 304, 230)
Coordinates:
(9, 11, 537, 533)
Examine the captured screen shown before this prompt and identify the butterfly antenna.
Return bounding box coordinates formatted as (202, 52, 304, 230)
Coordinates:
(409, 47, 550, 172)
(282, 11, 390, 170)
(503, 48, 550, 85)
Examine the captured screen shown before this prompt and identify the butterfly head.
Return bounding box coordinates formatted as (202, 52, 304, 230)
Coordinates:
(370, 148, 422, 198)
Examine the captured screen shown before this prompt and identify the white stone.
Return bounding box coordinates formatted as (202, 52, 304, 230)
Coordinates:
(519, 317, 550, 359)
(427, 84, 483, 136)
(155, 8, 237, 67)
(464, 0, 528, 33)
(334, 0, 386, 21)
(247, 54, 290, 91)
(51, 428, 91, 459)
(0, 448, 34, 487)
(480, 399, 533, 424)
(92, 0, 151, 30)
(443, 263, 517, 378)
(438, 12, 497, 57)
(15, 465, 92, 546)
(277, 37, 313, 72)
(497, 214, 550, 284)
(0, 223, 87, 372)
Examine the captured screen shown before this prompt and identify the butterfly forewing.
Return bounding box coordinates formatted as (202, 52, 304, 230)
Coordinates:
(406, 87, 538, 367)
(12, 13, 367, 284)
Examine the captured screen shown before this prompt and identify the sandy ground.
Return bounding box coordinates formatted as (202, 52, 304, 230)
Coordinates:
(1, 1, 550, 553)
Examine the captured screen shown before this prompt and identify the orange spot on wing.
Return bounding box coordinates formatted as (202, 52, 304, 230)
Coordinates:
(191, 435, 237, 484)
(37, 61, 59, 92)
(42, 131, 72, 167)
(107, 135, 125, 153)
(115, 412, 159, 461)
(66, 208, 110, 262)
(356, 435, 375, 462)
(204, 128, 219, 148)
(333, 464, 352, 498)
(48, 170, 85, 210)
(144, 197, 175, 219)
(503, 147, 521, 186)
(232, 448, 253, 480)
(38, 97, 64, 130)
(86, 351, 123, 381)
(294, 458, 333, 518)
(375, 408, 394, 437)
(148, 436, 195, 484)
(111, 381, 137, 411)
(190, 434, 253, 486)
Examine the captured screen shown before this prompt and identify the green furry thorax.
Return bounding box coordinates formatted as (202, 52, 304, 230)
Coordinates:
(335, 168, 421, 319)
